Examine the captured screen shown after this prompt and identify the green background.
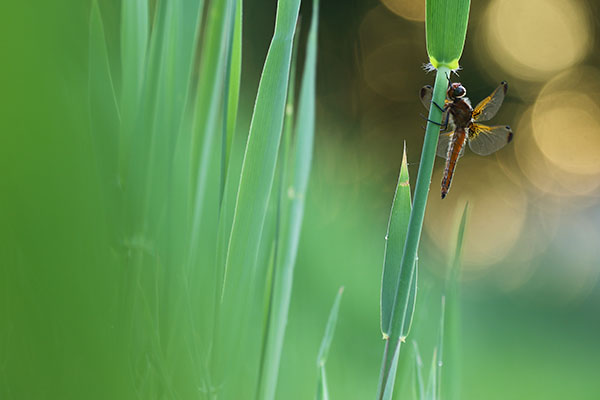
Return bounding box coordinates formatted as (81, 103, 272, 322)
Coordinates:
(2, 0, 600, 399)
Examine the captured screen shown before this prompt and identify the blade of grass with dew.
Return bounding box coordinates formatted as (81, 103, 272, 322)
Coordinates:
(316, 287, 344, 400)
(379, 0, 471, 395)
(88, 0, 120, 227)
(377, 143, 416, 399)
(212, 0, 302, 395)
(258, 0, 320, 397)
(413, 341, 425, 400)
(442, 203, 469, 400)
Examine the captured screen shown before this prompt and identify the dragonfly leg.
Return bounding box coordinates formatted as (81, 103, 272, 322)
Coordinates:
(432, 101, 446, 113)
(420, 113, 448, 129)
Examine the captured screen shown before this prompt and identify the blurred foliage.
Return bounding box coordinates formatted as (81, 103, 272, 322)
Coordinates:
(2, 0, 600, 399)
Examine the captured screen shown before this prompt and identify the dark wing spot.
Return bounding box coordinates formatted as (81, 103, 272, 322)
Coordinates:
(507, 129, 514, 143)
(501, 81, 508, 94)
(420, 85, 432, 97)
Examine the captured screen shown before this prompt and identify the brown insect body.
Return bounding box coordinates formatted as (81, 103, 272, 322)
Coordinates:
(442, 83, 473, 199)
(419, 80, 513, 199)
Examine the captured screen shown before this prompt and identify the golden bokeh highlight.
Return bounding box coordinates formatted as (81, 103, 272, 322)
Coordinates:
(483, 0, 592, 81)
(425, 156, 527, 270)
(533, 67, 600, 176)
(509, 67, 600, 199)
(533, 97, 600, 175)
(515, 107, 600, 199)
(359, 5, 425, 101)
(380, 0, 425, 22)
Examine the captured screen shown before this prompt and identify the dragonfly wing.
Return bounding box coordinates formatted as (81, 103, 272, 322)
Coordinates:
(420, 85, 449, 125)
(420, 85, 434, 110)
(472, 81, 508, 122)
(468, 123, 513, 156)
(437, 131, 465, 159)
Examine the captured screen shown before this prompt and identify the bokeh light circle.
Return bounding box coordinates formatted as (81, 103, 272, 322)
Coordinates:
(380, 0, 425, 22)
(483, 0, 592, 81)
(425, 156, 527, 270)
(515, 105, 600, 198)
(359, 6, 426, 102)
(532, 67, 600, 177)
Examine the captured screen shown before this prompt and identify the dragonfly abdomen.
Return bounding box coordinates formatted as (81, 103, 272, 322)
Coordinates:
(441, 129, 468, 199)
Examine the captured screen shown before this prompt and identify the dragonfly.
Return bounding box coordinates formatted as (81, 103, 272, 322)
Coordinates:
(420, 81, 513, 199)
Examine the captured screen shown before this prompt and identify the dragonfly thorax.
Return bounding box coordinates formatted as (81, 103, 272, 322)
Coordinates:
(448, 97, 473, 130)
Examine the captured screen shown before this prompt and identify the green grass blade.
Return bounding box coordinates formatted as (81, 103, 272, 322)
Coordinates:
(255, 18, 301, 400)
(220, 0, 300, 295)
(436, 297, 446, 400)
(378, 143, 417, 399)
(426, 0, 471, 70)
(186, 0, 235, 252)
(378, 65, 448, 399)
(257, 0, 320, 397)
(88, 0, 121, 228)
(413, 342, 425, 400)
(317, 287, 344, 366)
(426, 348, 438, 400)
(442, 203, 469, 400)
(316, 366, 330, 400)
(315, 287, 344, 400)
(119, 0, 148, 169)
(213, 0, 301, 392)
(381, 142, 413, 338)
(380, 340, 401, 400)
(223, 0, 243, 179)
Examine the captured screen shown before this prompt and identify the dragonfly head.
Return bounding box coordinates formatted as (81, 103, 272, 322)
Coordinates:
(448, 83, 466, 99)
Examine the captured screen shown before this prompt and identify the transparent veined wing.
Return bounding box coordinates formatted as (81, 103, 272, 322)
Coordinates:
(420, 85, 449, 124)
(468, 123, 513, 156)
(437, 131, 465, 159)
(472, 81, 508, 122)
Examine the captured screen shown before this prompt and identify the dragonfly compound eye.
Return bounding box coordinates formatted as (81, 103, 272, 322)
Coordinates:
(454, 86, 466, 98)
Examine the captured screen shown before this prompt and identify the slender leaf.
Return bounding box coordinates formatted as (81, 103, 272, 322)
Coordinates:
(442, 203, 469, 400)
(255, 19, 301, 400)
(413, 342, 425, 400)
(317, 287, 344, 366)
(436, 297, 446, 400)
(119, 0, 148, 169)
(381, 142, 413, 338)
(377, 143, 416, 399)
(380, 340, 401, 400)
(316, 366, 329, 400)
(315, 287, 344, 400)
(425, 348, 438, 400)
(223, 0, 243, 178)
(88, 0, 120, 208)
(212, 0, 302, 393)
(258, 0, 320, 396)
(187, 0, 236, 263)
